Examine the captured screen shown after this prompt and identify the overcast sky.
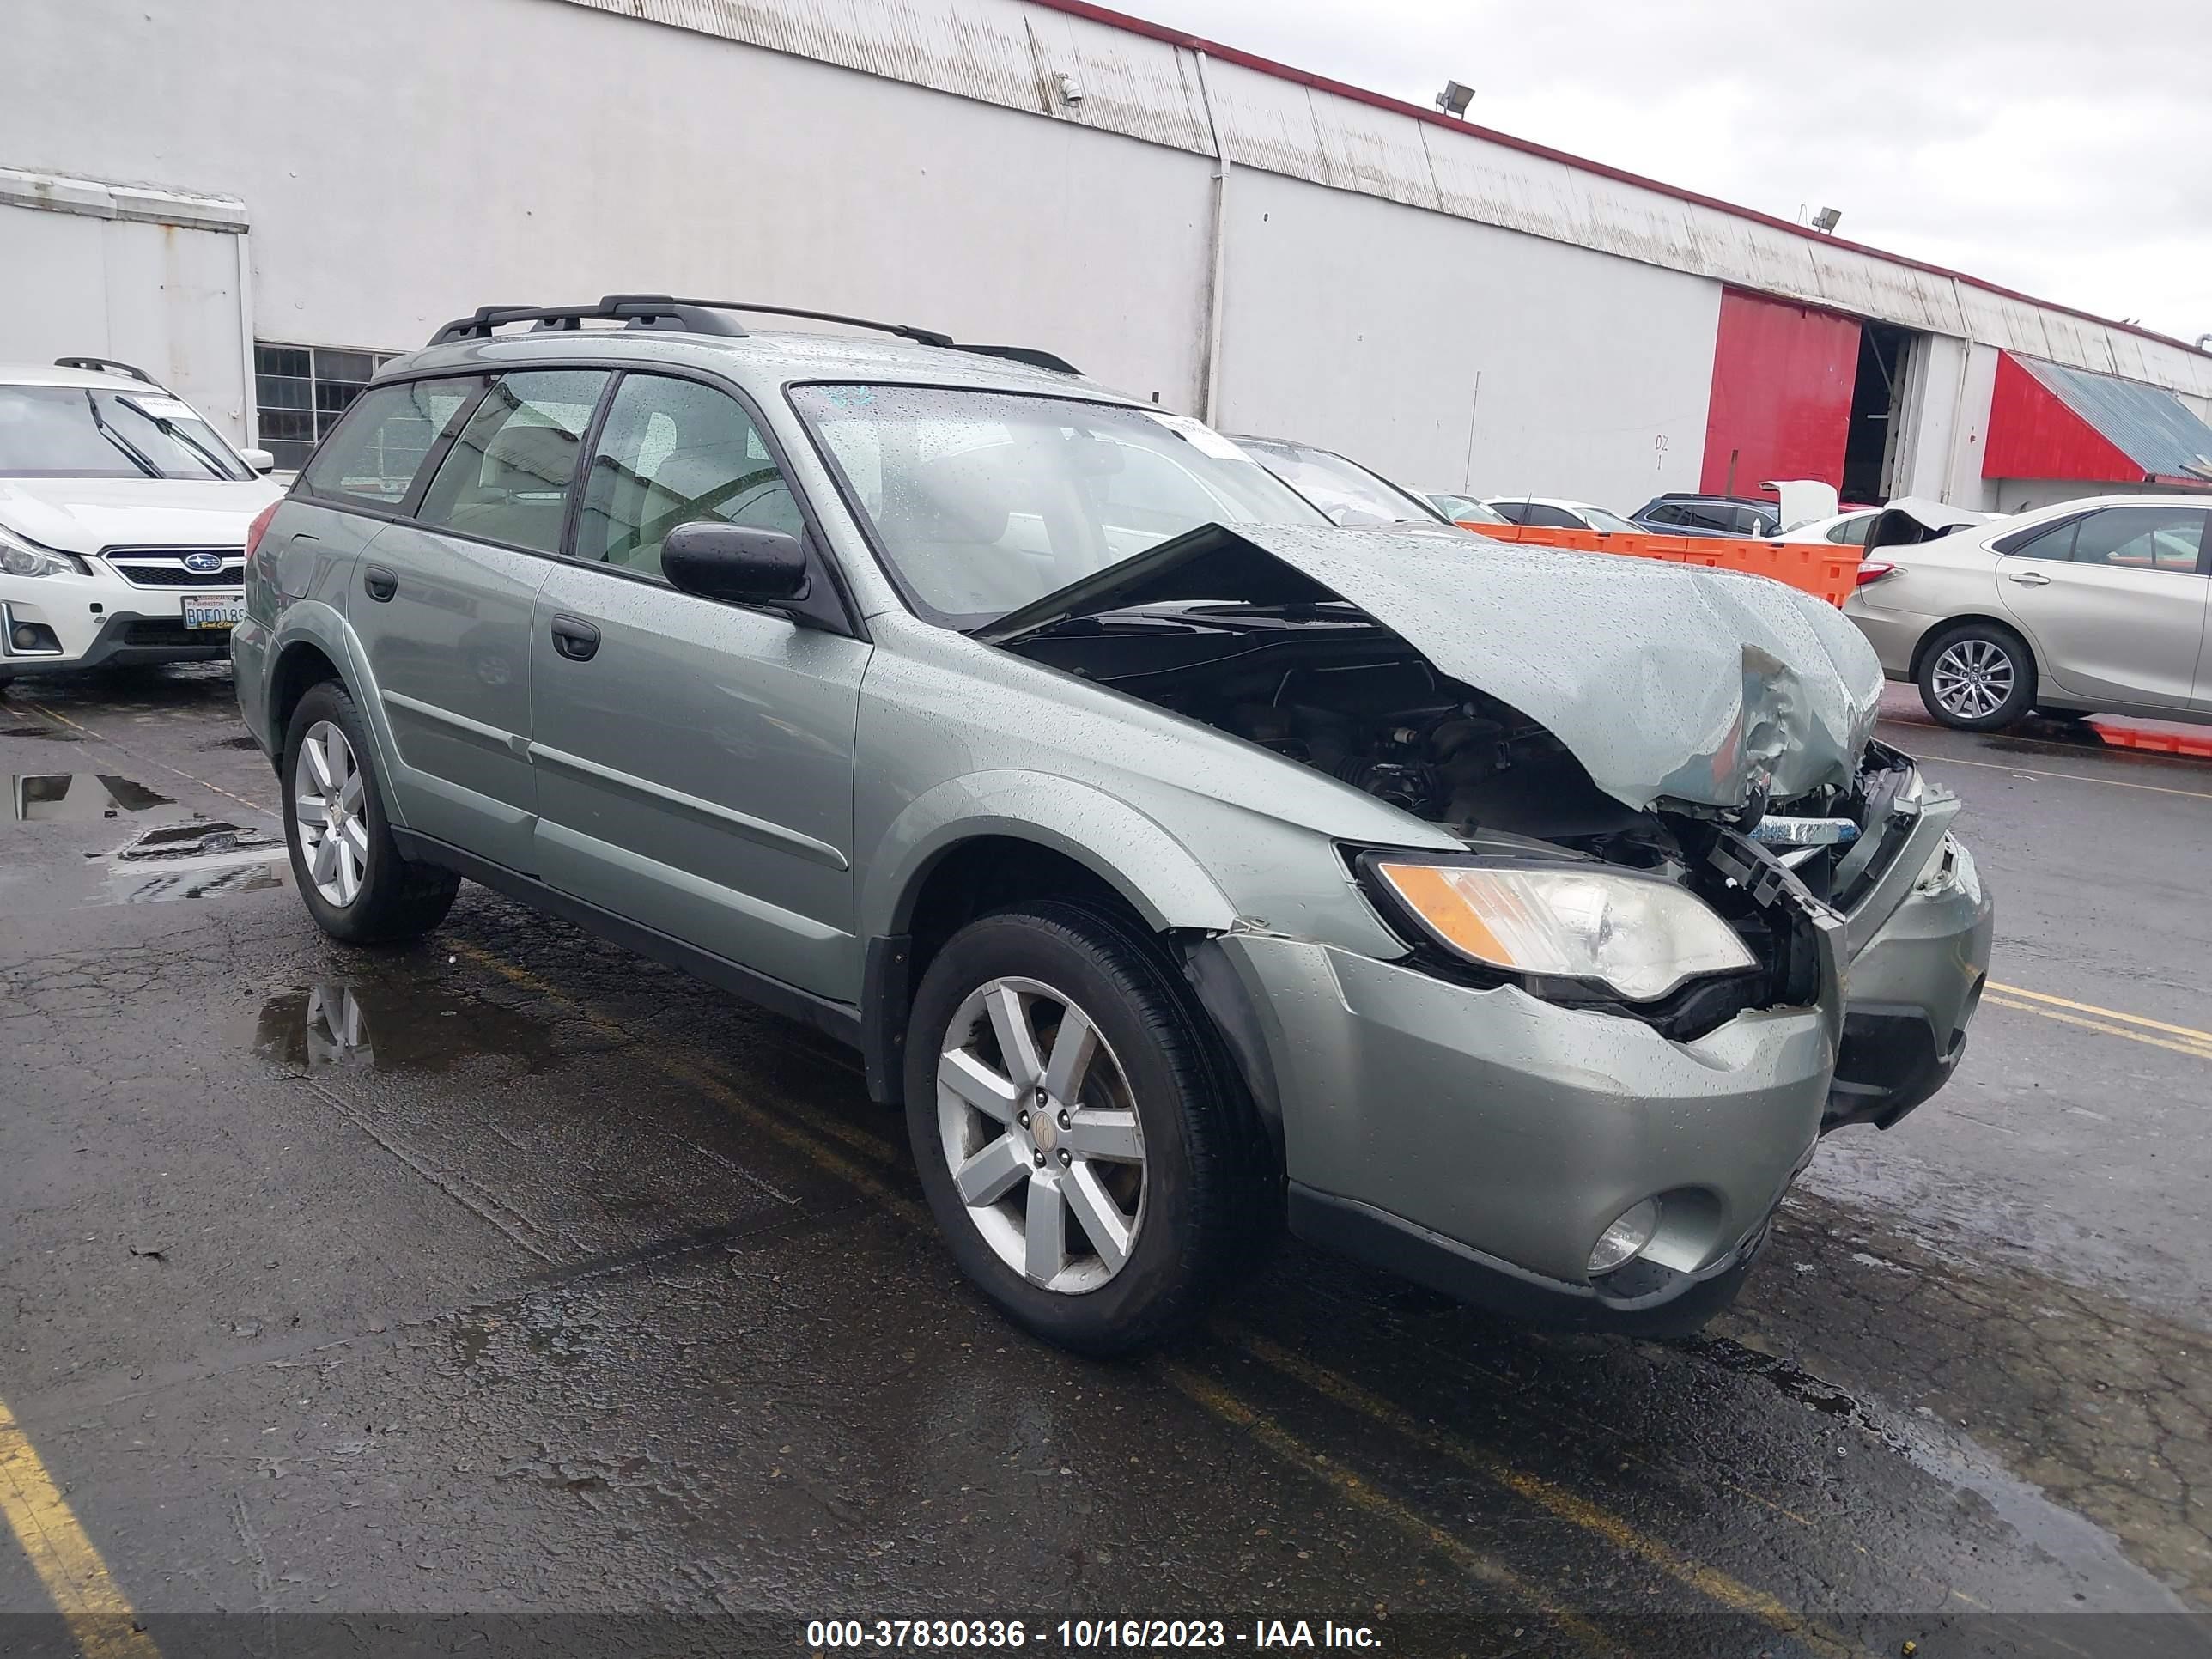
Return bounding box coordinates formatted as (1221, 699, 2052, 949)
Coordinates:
(1109, 0, 2211, 345)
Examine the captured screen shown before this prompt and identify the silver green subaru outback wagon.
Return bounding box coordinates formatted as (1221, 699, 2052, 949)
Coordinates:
(234, 295, 1993, 1354)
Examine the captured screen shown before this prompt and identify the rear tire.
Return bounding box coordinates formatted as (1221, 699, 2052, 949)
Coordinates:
(903, 900, 1275, 1355)
(1918, 623, 2036, 731)
(282, 679, 459, 945)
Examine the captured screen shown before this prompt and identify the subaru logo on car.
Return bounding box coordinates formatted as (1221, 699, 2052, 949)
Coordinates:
(183, 551, 225, 574)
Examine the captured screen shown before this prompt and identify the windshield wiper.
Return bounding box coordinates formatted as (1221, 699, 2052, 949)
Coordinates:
(111, 398, 232, 479)
(82, 391, 161, 479)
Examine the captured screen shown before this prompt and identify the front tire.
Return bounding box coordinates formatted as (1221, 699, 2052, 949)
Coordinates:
(282, 680, 459, 945)
(1918, 623, 2036, 730)
(903, 901, 1273, 1355)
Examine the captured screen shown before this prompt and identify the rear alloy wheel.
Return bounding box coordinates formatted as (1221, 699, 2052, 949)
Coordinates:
(282, 680, 459, 945)
(1918, 624, 2035, 731)
(904, 902, 1273, 1354)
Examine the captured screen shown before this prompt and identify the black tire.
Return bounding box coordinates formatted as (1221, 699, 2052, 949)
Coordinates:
(281, 679, 459, 945)
(1917, 622, 2036, 731)
(903, 900, 1278, 1356)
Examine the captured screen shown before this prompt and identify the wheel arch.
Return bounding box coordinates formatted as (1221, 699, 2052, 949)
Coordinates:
(1909, 613, 2041, 685)
(856, 776, 1244, 1106)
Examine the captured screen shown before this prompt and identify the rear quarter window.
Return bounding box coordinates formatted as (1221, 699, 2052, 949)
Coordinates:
(301, 377, 483, 507)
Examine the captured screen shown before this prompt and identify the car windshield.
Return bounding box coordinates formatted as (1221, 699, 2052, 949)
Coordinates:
(790, 385, 1326, 624)
(1235, 439, 1441, 527)
(1431, 493, 1510, 525)
(0, 384, 252, 481)
(1581, 505, 1641, 534)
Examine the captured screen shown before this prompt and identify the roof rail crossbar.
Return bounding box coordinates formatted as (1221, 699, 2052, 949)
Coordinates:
(424, 295, 1079, 374)
(54, 356, 159, 386)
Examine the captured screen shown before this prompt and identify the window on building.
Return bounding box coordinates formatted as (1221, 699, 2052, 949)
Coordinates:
(254, 343, 402, 471)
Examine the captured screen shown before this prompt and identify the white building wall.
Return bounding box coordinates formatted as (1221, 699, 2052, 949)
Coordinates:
(1216, 171, 1717, 506)
(5, 0, 2208, 500)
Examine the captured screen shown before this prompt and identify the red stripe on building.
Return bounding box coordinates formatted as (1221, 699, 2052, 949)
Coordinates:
(1983, 351, 2144, 483)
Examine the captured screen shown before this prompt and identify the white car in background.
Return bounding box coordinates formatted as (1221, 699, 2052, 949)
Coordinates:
(0, 358, 280, 690)
(1482, 496, 1644, 534)
(1777, 508, 1881, 546)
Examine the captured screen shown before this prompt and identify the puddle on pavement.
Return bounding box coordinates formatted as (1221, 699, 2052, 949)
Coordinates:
(1, 725, 76, 742)
(71, 817, 289, 906)
(248, 980, 557, 1075)
(8, 773, 174, 821)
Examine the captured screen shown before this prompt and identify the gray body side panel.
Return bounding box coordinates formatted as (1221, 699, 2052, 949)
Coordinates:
(343, 518, 552, 872)
(527, 562, 867, 1000)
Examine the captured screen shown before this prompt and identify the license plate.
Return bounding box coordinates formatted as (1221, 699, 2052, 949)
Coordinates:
(182, 595, 246, 630)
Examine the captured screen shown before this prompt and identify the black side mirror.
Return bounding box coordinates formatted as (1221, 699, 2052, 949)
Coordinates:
(661, 521, 811, 606)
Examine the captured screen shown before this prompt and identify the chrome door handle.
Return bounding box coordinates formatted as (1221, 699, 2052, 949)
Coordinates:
(2007, 570, 2052, 586)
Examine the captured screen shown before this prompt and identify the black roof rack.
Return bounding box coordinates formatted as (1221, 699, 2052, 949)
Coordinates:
(54, 356, 160, 386)
(423, 295, 1079, 374)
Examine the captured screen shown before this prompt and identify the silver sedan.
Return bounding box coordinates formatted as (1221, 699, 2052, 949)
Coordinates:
(1845, 495, 2212, 730)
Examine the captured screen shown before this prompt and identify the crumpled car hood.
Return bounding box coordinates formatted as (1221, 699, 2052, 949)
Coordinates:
(978, 522, 1886, 811)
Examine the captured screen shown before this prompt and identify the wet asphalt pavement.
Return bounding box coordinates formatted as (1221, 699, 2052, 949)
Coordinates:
(3, 667, 2209, 1658)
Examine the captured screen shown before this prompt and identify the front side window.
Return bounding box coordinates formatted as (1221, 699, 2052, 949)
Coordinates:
(2069, 506, 2209, 574)
(577, 374, 801, 581)
(0, 384, 252, 481)
(792, 386, 1323, 624)
(301, 377, 483, 507)
(1522, 503, 1583, 530)
(1643, 503, 1685, 525)
(415, 371, 609, 555)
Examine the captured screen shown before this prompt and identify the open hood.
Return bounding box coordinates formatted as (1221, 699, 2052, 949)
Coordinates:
(977, 522, 1885, 812)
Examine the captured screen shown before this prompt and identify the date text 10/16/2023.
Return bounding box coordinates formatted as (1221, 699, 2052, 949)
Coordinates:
(805, 1619, 1383, 1649)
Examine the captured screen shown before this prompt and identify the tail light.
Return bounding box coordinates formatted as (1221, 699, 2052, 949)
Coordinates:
(1854, 560, 1897, 586)
(244, 501, 281, 564)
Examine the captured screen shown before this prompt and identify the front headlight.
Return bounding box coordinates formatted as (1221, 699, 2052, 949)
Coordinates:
(1364, 857, 1756, 1002)
(0, 524, 88, 579)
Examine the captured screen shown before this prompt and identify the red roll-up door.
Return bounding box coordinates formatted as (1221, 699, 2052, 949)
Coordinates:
(1700, 290, 1860, 497)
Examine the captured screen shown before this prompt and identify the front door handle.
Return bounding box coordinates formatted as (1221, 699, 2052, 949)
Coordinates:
(2007, 570, 2052, 586)
(549, 614, 601, 662)
(362, 564, 398, 602)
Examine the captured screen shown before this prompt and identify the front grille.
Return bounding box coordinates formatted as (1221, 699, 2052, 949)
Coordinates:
(102, 547, 246, 588)
(123, 620, 212, 648)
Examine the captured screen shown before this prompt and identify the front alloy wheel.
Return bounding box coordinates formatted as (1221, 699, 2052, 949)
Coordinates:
(294, 720, 368, 906)
(903, 902, 1275, 1354)
(937, 975, 1148, 1293)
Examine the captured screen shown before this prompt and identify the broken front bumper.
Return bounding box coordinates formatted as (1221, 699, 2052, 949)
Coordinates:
(1825, 776, 1994, 1132)
(1212, 933, 1834, 1334)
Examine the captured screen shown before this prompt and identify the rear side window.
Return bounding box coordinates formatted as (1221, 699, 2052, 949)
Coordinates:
(1993, 513, 2084, 559)
(575, 374, 801, 582)
(1522, 503, 1583, 529)
(2070, 506, 2209, 574)
(301, 377, 481, 507)
(1828, 517, 1873, 546)
(414, 370, 609, 555)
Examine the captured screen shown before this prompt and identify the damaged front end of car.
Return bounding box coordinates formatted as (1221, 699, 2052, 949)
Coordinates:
(976, 522, 1991, 1328)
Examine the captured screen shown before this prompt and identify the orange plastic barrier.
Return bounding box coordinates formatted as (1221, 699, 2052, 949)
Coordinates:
(1456, 521, 1859, 607)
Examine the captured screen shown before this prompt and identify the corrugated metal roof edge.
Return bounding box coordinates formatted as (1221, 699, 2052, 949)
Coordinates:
(2011, 351, 2212, 482)
(1029, 0, 2212, 367)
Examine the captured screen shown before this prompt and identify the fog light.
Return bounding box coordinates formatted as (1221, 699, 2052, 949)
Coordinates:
(12, 625, 36, 650)
(1589, 1198, 1661, 1276)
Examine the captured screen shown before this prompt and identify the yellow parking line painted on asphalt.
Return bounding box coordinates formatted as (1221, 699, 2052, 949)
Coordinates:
(1917, 750, 2212, 802)
(1983, 994, 2212, 1064)
(1988, 982, 2212, 1047)
(1219, 1326, 1858, 1656)
(1160, 1362, 1612, 1654)
(0, 1396, 160, 1659)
